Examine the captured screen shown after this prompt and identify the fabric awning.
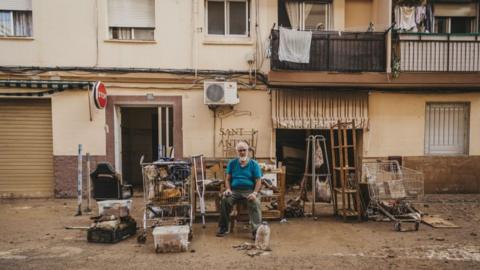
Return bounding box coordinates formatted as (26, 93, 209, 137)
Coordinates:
(272, 89, 368, 129)
(0, 80, 91, 96)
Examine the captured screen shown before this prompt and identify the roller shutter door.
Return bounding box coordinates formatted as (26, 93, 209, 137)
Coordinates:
(0, 99, 53, 197)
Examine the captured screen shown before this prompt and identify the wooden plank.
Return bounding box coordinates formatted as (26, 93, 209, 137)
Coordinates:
(422, 215, 460, 228)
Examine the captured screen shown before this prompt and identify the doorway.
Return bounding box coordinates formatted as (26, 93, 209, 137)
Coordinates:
(119, 106, 174, 188)
(276, 129, 363, 187)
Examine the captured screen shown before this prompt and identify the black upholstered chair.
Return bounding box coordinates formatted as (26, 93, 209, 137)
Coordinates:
(91, 162, 133, 201)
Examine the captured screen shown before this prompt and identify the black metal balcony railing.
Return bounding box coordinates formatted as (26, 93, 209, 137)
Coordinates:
(270, 29, 387, 72)
(394, 32, 480, 72)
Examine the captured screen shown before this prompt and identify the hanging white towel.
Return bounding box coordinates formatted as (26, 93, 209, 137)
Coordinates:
(398, 6, 417, 32)
(278, 27, 312, 64)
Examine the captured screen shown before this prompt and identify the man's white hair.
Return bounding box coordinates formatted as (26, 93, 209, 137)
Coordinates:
(235, 141, 249, 151)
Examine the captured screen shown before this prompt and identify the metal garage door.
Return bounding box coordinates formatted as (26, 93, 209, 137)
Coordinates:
(0, 99, 54, 197)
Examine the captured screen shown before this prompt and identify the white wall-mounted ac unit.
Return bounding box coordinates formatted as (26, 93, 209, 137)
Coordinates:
(204, 81, 239, 105)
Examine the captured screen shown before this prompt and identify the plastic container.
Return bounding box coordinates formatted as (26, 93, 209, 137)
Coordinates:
(97, 199, 132, 217)
(152, 225, 189, 253)
(255, 221, 271, 250)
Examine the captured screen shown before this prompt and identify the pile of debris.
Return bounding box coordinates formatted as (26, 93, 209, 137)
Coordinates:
(87, 200, 137, 243)
(232, 242, 271, 257)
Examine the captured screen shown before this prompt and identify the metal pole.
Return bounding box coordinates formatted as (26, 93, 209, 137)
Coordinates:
(200, 156, 206, 228)
(85, 152, 92, 213)
(75, 144, 83, 216)
(311, 136, 316, 218)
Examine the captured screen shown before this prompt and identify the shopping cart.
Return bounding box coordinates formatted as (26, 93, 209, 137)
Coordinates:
(362, 160, 423, 231)
(137, 156, 194, 249)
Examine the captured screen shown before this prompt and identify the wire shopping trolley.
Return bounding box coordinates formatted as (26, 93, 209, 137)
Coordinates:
(363, 160, 424, 231)
(137, 156, 194, 252)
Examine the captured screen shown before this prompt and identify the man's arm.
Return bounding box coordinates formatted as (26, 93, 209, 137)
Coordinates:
(253, 178, 262, 194)
(224, 174, 232, 191)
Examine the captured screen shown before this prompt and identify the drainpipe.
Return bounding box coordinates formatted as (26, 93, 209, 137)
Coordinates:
(192, 0, 199, 78)
(386, 0, 392, 73)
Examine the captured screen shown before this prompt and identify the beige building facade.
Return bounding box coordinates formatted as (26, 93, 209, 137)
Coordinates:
(0, 0, 479, 197)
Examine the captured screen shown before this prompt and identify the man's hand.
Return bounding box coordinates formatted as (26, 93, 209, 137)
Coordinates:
(247, 192, 258, 201)
(223, 188, 232, 197)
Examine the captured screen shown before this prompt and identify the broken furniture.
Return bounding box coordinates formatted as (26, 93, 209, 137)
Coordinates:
(88, 162, 137, 243)
(330, 120, 362, 221)
(363, 160, 423, 231)
(138, 157, 193, 253)
(91, 162, 133, 200)
(229, 165, 286, 232)
(87, 200, 137, 243)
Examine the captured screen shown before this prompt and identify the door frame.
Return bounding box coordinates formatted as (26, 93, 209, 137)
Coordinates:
(106, 95, 183, 169)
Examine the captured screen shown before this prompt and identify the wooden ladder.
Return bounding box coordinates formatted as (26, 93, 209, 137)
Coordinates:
(330, 120, 362, 221)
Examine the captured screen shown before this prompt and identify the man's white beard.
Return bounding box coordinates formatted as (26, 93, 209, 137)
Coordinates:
(239, 156, 249, 162)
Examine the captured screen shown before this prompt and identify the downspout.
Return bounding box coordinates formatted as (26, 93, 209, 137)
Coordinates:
(386, 0, 392, 73)
(94, 0, 99, 67)
(193, 0, 199, 78)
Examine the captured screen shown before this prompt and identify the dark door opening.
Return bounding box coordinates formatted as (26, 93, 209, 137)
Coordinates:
(276, 129, 363, 188)
(121, 107, 158, 188)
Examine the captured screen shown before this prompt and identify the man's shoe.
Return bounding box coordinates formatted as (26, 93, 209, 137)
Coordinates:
(216, 227, 228, 237)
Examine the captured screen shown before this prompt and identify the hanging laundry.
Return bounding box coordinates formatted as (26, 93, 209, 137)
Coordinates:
(425, 4, 433, 33)
(415, 6, 426, 25)
(395, 6, 417, 32)
(278, 27, 312, 64)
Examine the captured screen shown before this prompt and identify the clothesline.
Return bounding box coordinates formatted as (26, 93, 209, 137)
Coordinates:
(276, 24, 394, 33)
(394, 4, 433, 33)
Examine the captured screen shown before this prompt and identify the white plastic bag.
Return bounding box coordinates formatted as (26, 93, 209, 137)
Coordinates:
(315, 177, 331, 203)
(314, 140, 324, 168)
(255, 222, 271, 250)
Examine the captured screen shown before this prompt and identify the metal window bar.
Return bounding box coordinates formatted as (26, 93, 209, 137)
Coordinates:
(395, 32, 480, 72)
(270, 29, 387, 72)
(425, 102, 469, 155)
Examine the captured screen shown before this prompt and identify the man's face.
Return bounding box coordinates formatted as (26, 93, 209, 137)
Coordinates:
(237, 148, 248, 159)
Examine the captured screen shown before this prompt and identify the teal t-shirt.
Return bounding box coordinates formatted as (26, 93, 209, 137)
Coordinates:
(226, 158, 262, 190)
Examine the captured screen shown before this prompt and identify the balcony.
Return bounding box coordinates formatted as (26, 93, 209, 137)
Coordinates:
(394, 32, 480, 72)
(270, 29, 387, 72)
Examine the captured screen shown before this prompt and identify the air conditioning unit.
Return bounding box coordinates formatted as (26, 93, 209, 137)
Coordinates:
(204, 81, 239, 105)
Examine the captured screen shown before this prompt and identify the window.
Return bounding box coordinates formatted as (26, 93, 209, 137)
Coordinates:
(303, 2, 330, 31)
(434, 17, 448, 34)
(108, 0, 155, 41)
(425, 103, 470, 155)
(206, 0, 249, 36)
(434, 16, 474, 33)
(0, 0, 33, 37)
(450, 17, 473, 33)
(283, 0, 332, 31)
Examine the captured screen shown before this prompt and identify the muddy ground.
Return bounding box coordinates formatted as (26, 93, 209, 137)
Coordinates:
(0, 194, 479, 270)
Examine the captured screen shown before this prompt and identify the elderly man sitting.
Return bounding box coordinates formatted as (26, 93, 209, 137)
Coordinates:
(216, 141, 262, 239)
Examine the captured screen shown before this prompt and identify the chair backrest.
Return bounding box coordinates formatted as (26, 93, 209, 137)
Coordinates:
(91, 162, 121, 200)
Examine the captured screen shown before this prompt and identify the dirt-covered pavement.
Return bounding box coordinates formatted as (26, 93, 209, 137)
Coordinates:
(0, 195, 479, 270)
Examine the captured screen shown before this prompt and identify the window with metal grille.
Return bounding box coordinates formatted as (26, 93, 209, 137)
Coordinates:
(425, 102, 470, 155)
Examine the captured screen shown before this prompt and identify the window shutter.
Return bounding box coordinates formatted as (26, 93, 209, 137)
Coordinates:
(434, 3, 477, 17)
(108, 0, 155, 28)
(0, 0, 32, 11)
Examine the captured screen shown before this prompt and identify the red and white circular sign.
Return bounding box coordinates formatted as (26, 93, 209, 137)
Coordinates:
(93, 81, 107, 109)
